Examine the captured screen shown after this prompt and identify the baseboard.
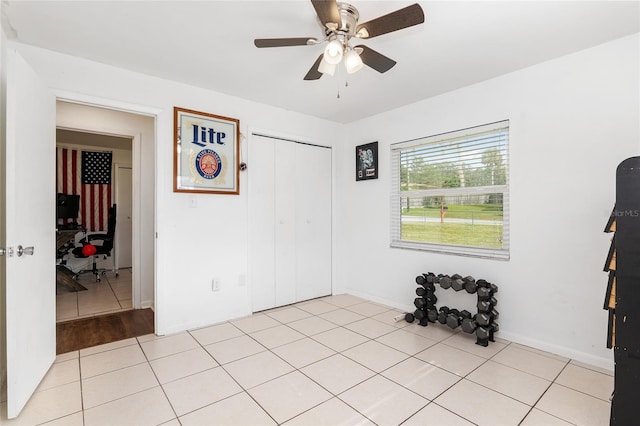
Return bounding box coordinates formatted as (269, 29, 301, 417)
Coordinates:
(338, 289, 615, 372)
(498, 331, 614, 372)
(338, 288, 414, 314)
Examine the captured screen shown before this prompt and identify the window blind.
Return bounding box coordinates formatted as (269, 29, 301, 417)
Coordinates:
(390, 120, 510, 260)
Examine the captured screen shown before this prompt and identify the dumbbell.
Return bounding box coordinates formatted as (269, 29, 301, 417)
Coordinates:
(451, 273, 462, 280)
(477, 286, 495, 299)
(437, 306, 450, 324)
(442, 308, 459, 327)
(451, 277, 465, 292)
(419, 317, 430, 326)
(426, 273, 440, 284)
(477, 282, 498, 297)
(414, 297, 427, 309)
(414, 308, 426, 320)
(461, 315, 478, 334)
(415, 274, 427, 286)
(405, 313, 415, 323)
(426, 293, 437, 305)
(477, 309, 499, 326)
(440, 276, 452, 289)
(416, 287, 426, 297)
(464, 276, 478, 294)
(446, 309, 471, 329)
(476, 323, 499, 340)
(427, 308, 439, 323)
(477, 297, 498, 312)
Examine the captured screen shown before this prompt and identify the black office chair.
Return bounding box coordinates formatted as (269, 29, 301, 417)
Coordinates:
(73, 204, 117, 282)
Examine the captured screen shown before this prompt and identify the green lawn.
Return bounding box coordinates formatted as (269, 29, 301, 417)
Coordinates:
(402, 204, 503, 221)
(402, 222, 503, 248)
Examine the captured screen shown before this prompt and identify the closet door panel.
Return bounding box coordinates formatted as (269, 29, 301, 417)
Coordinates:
(295, 143, 332, 301)
(274, 141, 297, 306)
(249, 136, 276, 311)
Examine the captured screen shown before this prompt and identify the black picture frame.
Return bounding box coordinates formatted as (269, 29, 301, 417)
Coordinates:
(356, 142, 378, 181)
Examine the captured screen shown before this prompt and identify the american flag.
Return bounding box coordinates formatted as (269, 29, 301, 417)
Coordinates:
(56, 147, 112, 232)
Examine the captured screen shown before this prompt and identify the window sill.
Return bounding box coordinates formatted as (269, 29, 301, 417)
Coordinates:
(390, 240, 510, 261)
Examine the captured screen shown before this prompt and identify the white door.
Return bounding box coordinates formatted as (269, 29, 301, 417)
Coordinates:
(115, 165, 133, 269)
(3, 50, 56, 418)
(274, 141, 297, 306)
(248, 136, 276, 311)
(248, 134, 332, 312)
(295, 143, 332, 301)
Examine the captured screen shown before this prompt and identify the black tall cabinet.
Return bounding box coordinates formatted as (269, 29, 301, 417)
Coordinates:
(610, 156, 640, 425)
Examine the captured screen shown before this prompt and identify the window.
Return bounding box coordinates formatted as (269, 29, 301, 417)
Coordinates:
(391, 121, 510, 259)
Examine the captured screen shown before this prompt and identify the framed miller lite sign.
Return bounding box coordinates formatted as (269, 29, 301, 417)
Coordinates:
(174, 107, 240, 194)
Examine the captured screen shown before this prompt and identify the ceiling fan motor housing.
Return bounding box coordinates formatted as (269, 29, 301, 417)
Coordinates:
(332, 2, 360, 36)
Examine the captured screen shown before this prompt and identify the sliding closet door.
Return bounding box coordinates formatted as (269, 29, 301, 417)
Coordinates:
(248, 136, 276, 312)
(249, 134, 332, 312)
(295, 143, 332, 301)
(274, 141, 297, 306)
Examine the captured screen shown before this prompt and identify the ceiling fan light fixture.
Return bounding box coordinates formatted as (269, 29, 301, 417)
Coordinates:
(323, 38, 344, 65)
(344, 48, 363, 74)
(318, 57, 336, 76)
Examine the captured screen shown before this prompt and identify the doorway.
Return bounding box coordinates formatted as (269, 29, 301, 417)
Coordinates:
(56, 129, 133, 321)
(55, 100, 156, 349)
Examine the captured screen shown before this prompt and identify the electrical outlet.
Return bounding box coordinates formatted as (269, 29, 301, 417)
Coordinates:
(212, 279, 220, 291)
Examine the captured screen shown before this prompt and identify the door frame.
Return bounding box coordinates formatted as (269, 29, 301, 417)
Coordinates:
(113, 163, 133, 271)
(54, 92, 160, 314)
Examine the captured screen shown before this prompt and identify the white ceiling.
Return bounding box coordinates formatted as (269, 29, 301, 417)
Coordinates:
(4, 1, 639, 123)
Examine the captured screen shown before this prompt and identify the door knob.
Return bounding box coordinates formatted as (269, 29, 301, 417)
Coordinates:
(16, 245, 34, 257)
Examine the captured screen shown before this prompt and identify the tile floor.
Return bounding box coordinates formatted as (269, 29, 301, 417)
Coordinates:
(56, 269, 133, 322)
(4, 294, 614, 425)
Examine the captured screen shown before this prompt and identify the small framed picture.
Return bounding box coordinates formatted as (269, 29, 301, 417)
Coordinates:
(356, 142, 378, 181)
(173, 107, 240, 194)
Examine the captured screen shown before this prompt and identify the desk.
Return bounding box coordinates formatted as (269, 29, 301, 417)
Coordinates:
(56, 228, 87, 292)
(56, 228, 82, 251)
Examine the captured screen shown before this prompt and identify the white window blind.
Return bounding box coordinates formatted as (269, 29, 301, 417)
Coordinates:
(390, 121, 510, 260)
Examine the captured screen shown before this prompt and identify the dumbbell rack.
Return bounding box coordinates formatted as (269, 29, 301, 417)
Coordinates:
(606, 156, 640, 426)
(409, 273, 499, 347)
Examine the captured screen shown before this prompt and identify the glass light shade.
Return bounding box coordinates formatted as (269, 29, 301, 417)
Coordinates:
(323, 39, 343, 65)
(344, 48, 363, 74)
(318, 57, 336, 76)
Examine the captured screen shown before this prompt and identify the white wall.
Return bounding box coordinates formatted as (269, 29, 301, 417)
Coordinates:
(336, 34, 640, 370)
(13, 42, 343, 335)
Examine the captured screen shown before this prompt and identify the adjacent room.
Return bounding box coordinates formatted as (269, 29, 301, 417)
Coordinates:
(1, 1, 639, 425)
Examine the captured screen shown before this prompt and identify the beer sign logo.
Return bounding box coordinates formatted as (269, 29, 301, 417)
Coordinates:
(195, 149, 222, 179)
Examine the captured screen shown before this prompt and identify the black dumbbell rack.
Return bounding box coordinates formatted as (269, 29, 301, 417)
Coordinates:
(607, 156, 640, 426)
(409, 272, 499, 347)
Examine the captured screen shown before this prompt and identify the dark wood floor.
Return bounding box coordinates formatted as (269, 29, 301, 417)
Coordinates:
(56, 308, 154, 354)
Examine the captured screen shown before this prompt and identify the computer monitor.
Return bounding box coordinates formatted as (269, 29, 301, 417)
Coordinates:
(57, 193, 80, 221)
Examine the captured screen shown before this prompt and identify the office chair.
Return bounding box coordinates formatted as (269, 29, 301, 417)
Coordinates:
(72, 204, 118, 282)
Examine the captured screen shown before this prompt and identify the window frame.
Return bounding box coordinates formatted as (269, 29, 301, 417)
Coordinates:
(390, 120, 510, 260)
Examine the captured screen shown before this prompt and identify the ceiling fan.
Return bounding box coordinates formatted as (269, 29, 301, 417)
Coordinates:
(254, 1, 425, 80)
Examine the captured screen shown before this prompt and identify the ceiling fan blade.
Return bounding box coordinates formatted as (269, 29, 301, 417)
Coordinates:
(356, 45, 397, 73)
(356, 3, 425, 39)
(311, 0, 341, 30)
(304, 54, 325, 80)
(254, 37, 318, 48)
